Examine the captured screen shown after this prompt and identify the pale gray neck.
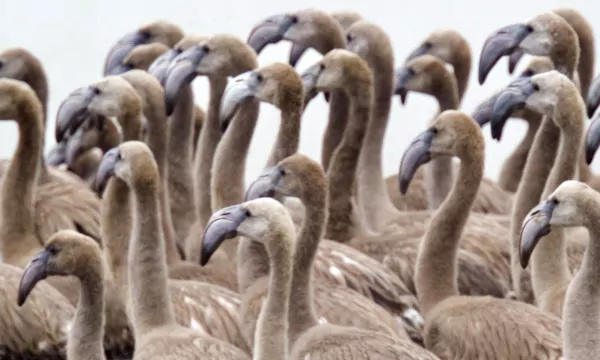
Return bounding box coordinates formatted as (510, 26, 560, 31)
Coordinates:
(415, 149, 483, 317)
(509, 117, 559, 300)
(67, 269, 106, 360)
(253, 230, 293, 360)
(167, 85, 196, 243)
(129, 186, 176, 336)
(195, 77, 227, 226)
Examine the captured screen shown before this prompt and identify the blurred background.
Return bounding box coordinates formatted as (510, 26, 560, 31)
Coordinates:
(0, 0, 596, 183)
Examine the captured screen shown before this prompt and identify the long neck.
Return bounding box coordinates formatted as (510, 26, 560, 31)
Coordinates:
(509, 117, 560, 300)
(67, 267, 106, 360)
(145, 99, 179, 265)
(25, 66, 51, 184)
(101, 178, 132, 311)
(167, 85, 197, 244)
(211, 99, 260, 259)
(498, 111, 542, 193)
(325, 88, 371, 242)
(194, 77, 227, 227)
(415, 148, 484, 317)
(452, 53, 471, 102)
(531, 110, 583, 303)
(287, 191, 325, 346)
(0, 107, 43, 261)
(253, 230, 293, 360)
(356, 65, 399, 231)
(130, 182, 176, 336)
(321, 92, 349, 172)
(563, 205, 600, 359)
(265, 103, 301, 168)
(424, 81, 460, 209)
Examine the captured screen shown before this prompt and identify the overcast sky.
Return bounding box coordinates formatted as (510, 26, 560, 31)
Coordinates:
(0, 0, 598, 183)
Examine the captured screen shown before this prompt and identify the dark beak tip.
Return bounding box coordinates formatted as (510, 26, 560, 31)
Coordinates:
(399, 179, 409, 195)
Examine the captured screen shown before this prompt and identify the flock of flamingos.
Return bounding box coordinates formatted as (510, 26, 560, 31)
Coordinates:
(2, 5, 600, 360)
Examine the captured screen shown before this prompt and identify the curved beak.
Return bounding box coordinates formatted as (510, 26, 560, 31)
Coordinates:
(104, 31, 150, 76)
(471, 93, 500, 127)
(405, 43, 430, 62)
(247, 14, 298, 54)
(490, 77, 537, 141)
(394, 67, 413, 105)
(508, 49, 525, 75)
(519, 199, 556, 268)
(17, 248, 52, 306)
(479, 23, 532, 85)
(586, 75, 600, 118)
(55, 87, 95, 142)
(148, 48, 179, 86)
(220, 71, 259, 132)
(301, 63, 324, 98)
(164, 46, 207, 116)
(108, 63, 134, 76)
(245, 166, 283, 201)
(289, 43, 309, 67)
(201, 204, 248, 266)
(585, 115, 600, 164)
(45, 141, 67, 166)
(94, 147, 120, 195)
(398, 128, 435, 194)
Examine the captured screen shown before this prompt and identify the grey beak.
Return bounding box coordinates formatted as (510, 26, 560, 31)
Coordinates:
(55, 86, 96, 142)
(65, 124, 89, 169)
(508, 49, 525, 75)
(201, 204, 248, 266)
(289, 43, 309, 67)
(246, 14, 298, 54)
(148, 48, 180, 86)
(519, 199, 557, 268)
(109, 63, 134, 76)
(301, 63, 324, 100)
(587, 74, 600, 118)
(104, 31, 150, 76)
(490, 77, 537, 141)
(220, 71, 260, 131)
(585, 115, 600, 164)
(17, 248, 52, 306)
(45, 140, 68, 166)
(405, 43, 431, 62)
(164, 46, 208, 116)
(245, 167, 283, 201)
(478, 23, 532, 85)
(472, 93, 500, 127)
(394, 66, 413, 105)
(398, 128, 435, 194)
(94, 147, 120, 195)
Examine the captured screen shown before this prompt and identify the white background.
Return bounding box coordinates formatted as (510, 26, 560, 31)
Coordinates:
(0, 0, 597, 184)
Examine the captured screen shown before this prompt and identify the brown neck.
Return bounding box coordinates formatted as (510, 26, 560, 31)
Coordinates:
(23, 63, 51, 184)
(101, 178, 132, 310)
(288, 190, 326, 345)
(68, 263, 106, 360)
(325, 87, 372, 242)
(531, 107, 583, 302)
(452, 53, 471, 102)
(129, 181, 176, 336)
(265, 102, 301, 168)
(119, 111, 143, 142)
(144, 95, 179, 265)
(415, 147, 484, 317)
(194, 77, 227, 227)
(321, 92, 349, 172)
(253, 228, 293, 360)
(0, 105, 44, 260)
(167, 85, 197, 244)
(509, 117, 560, 300)
(498, 111, 542, 192)
(424, 80, 460, 209)
(563, 197, 600, 359)
(211, 99, 260, 260)
(356, 64, 399, 231)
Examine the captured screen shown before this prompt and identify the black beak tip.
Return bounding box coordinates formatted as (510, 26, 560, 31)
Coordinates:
(399, 178, 410, 195)
(220, 120, 230, 134)
(165, 101, 175, 117)
(586, 147, 596, 165)
(587, 104, 597, 119)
